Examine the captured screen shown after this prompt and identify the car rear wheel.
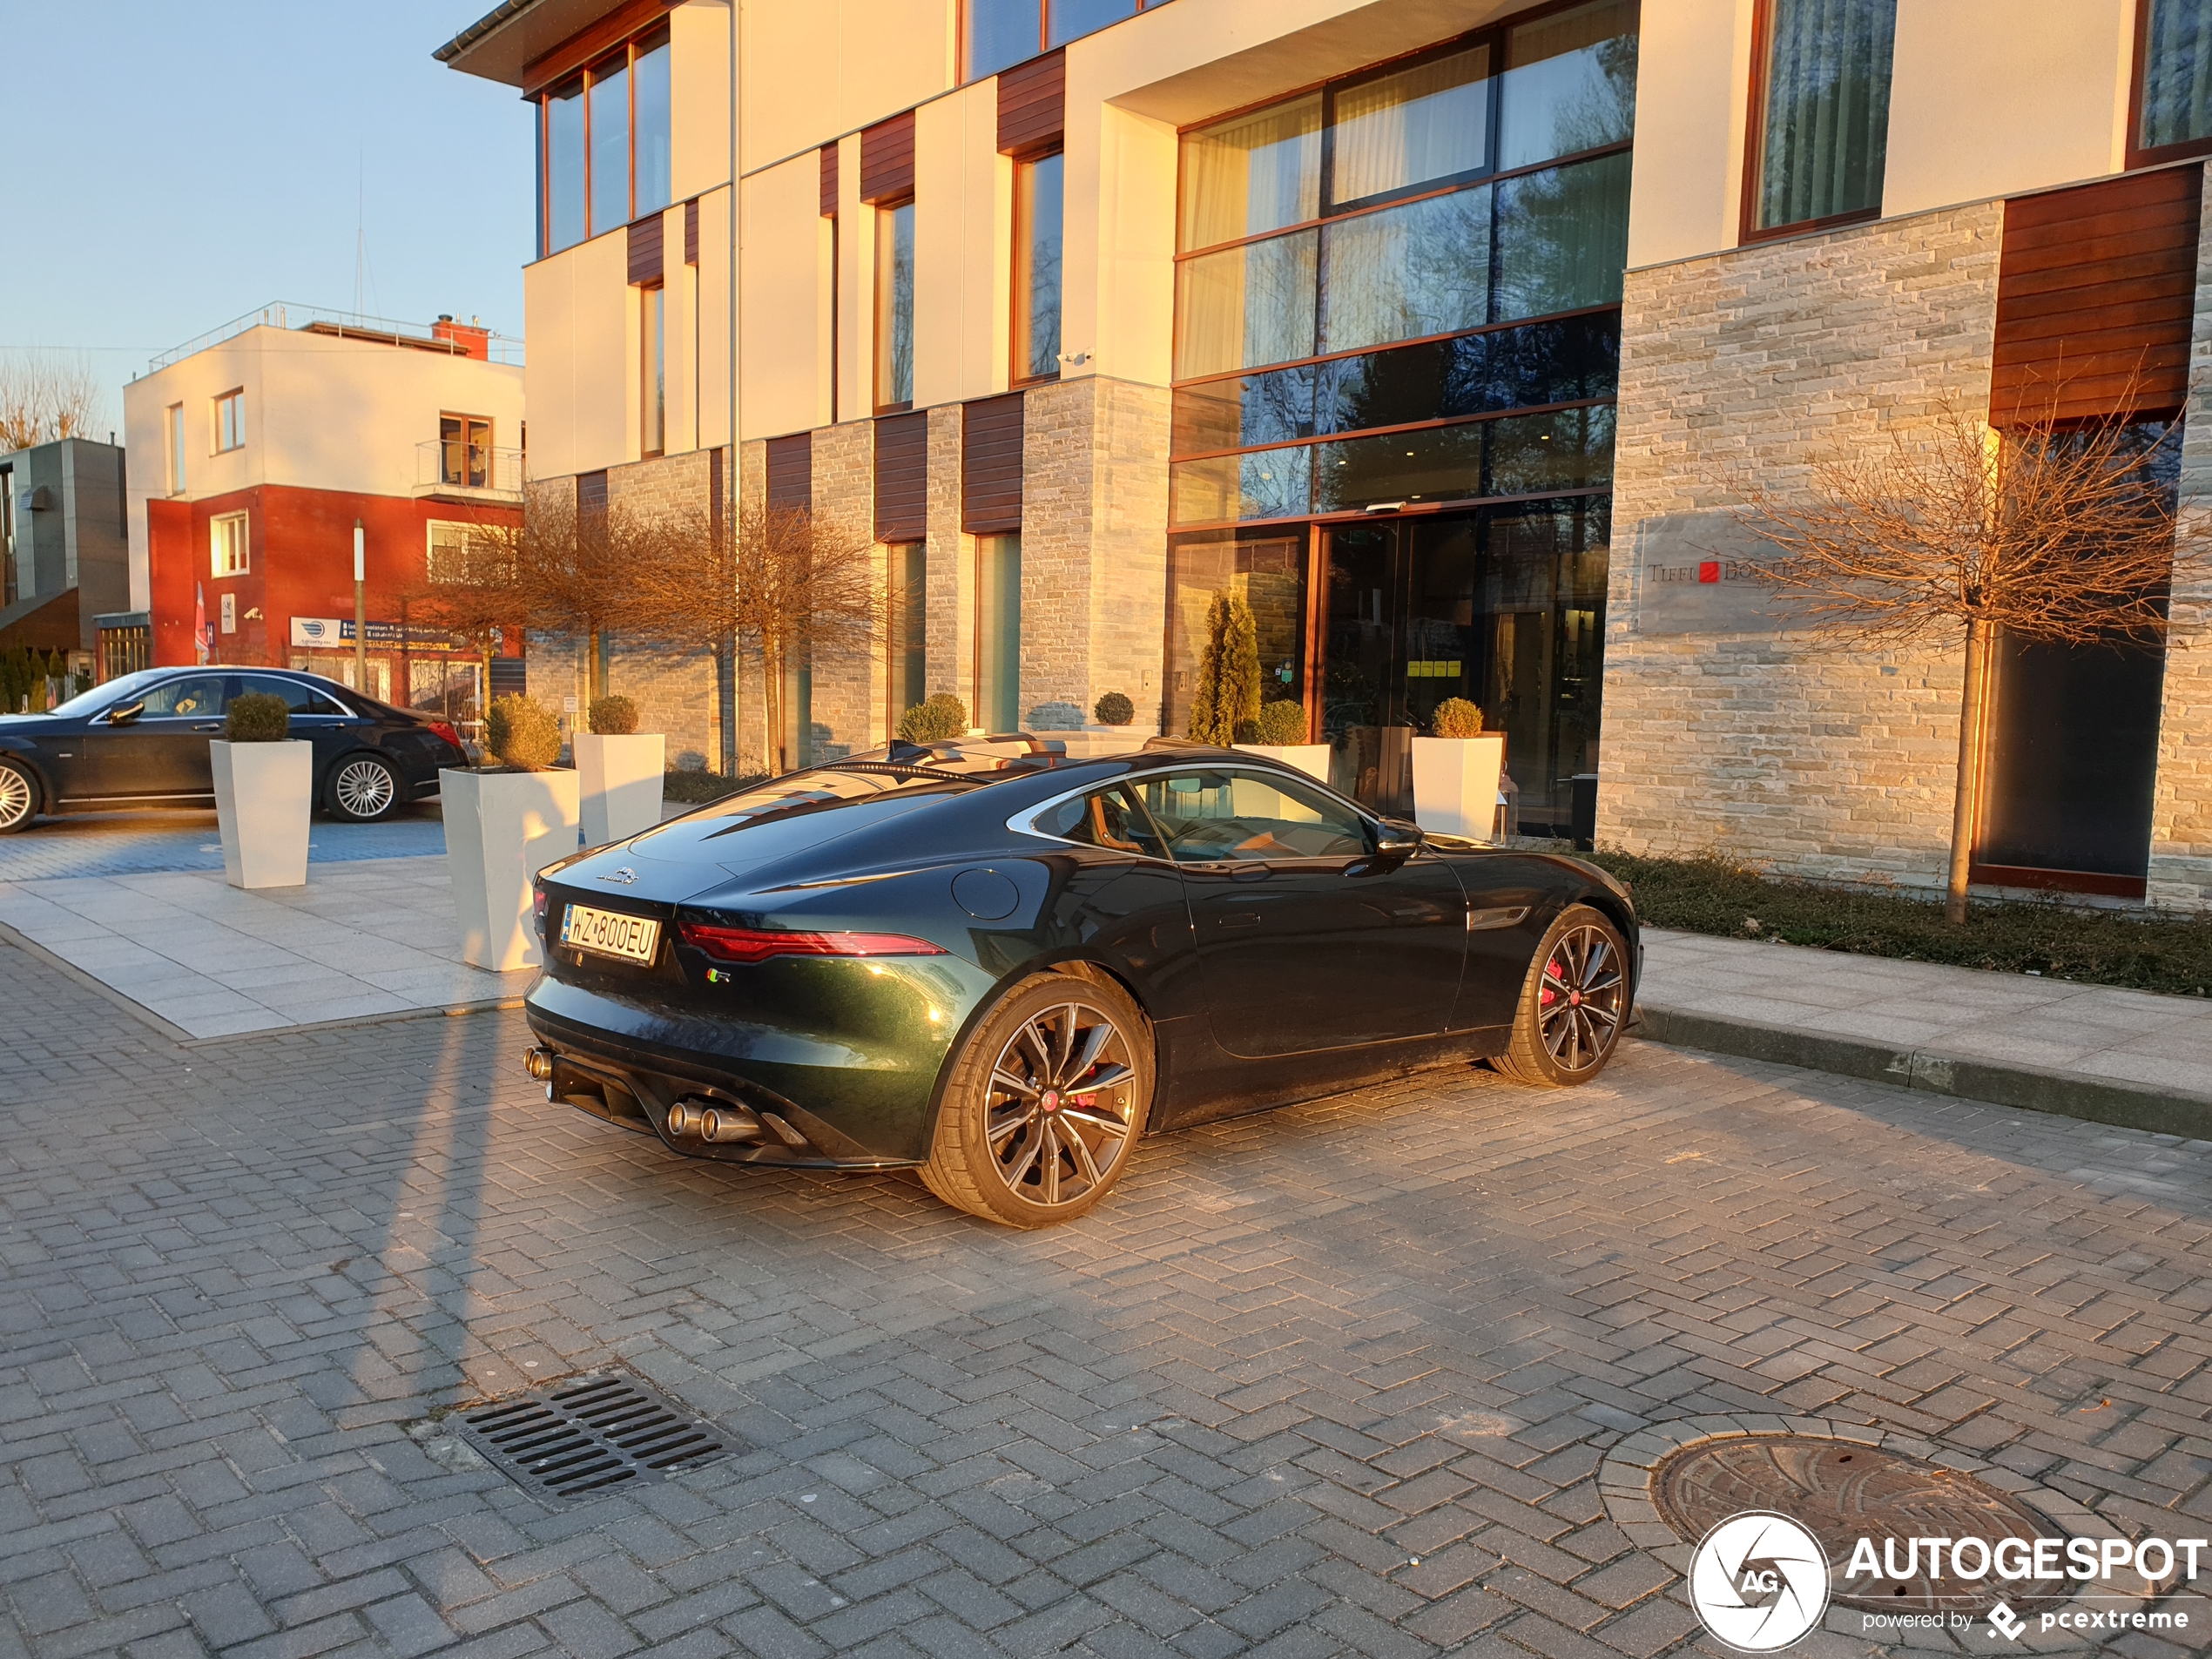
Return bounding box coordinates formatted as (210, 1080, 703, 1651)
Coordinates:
(0, 760, 36, 833)
(1489, 904, 1629, 1087)
(326, 754, 401, 822)
(921, 972, 1152, 1227)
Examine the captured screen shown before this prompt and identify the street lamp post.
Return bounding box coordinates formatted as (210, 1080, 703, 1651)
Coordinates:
(353, 519, 368, 694)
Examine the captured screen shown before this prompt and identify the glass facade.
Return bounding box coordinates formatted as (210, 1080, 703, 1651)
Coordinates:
(1014, 152, 1064, 381)
(2140, 0, 2212, 156)
(1750, 0, 1895, 234)
(1165, 0, 1635, 833)
(876, 201, 916, 409)
(962, 0, 1169, 82)
(538, 27, 672, 256)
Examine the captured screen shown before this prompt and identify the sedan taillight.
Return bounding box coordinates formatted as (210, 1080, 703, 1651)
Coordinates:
(677, 923, 946, 965)
(428, 720, 462, 749)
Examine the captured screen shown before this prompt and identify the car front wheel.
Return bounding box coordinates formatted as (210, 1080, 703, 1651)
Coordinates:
(921, 972, 1152, 1227)
(326, 754, 402, 822)
(0, 759, 36, 833)
(1489, 904, 1629, 1086)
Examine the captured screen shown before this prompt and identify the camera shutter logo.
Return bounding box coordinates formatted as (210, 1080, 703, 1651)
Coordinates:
(1689, 1512, 1831, 1652)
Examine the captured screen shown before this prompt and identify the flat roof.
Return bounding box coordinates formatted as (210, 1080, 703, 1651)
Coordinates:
(434, 0, 635, 85)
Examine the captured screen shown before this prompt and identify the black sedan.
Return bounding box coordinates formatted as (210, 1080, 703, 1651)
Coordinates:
(0, 666, 468, 832)
(524, 737, 1639, 1228)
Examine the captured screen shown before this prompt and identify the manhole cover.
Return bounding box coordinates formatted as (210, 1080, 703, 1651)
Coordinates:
(453, 1371, 733, 1503)
(1654, 1436, 2070, 1616)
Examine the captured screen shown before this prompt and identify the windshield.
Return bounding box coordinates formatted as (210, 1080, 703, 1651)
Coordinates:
(48, 668, 168, 718)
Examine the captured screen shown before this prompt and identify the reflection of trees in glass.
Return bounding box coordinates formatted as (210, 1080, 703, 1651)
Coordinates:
(1321, 187, 1492, 354)
(1238, 448, 1311, 518)
(1485, 406, 1616, 496)
(1494, 153, 1630, 322)
(1499, 31, 1638, 169)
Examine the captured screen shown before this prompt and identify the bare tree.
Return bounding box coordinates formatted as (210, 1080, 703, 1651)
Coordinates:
(1735, 391, 2207, 921)
(626, 500, 879, 777)
(0, 354, 106, 452)
(400, 509, 531, 714)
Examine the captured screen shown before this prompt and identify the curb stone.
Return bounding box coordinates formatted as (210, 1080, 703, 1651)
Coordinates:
(1633, 1004, 2212, 1140)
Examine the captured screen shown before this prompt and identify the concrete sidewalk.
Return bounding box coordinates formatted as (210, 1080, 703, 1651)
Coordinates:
(1635, 926, 2212, 1137)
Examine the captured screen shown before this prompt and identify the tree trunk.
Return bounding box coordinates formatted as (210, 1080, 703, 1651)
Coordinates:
(715, 637, 737, 777)
(584, 625, 603, 705)
(1944, 617, 1995, 924)
(761, 640, 783, 779)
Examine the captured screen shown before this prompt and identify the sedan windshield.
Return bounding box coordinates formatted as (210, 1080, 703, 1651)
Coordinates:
(48, 669, 168, 718)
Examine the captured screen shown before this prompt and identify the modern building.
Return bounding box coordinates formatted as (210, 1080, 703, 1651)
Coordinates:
(1, 436, 130, 667)
(123, 306, 528, 732)
(437, 0, 2212, 907)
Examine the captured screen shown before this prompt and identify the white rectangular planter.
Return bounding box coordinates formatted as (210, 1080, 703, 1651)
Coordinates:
(211, 739, 313, 890)
(1233, 742, 1332, 784)
(442, 767, 582, 972)
(1412, 734, 1507, 840)
(574, 732, 665, 846)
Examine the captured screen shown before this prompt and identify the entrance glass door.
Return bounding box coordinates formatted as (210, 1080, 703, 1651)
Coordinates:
(1319, 502, 1607, 832)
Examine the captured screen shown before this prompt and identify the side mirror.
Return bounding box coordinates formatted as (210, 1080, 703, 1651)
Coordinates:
(1375, 817, 1423, 857)
(105, 700, 145, 726)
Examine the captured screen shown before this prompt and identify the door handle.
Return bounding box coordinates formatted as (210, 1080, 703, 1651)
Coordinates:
(1217, 912, 1263, 929)
(193, 723, 223, 732)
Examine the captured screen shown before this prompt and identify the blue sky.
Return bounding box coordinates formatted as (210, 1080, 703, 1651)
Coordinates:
(0, 1, 532, 427)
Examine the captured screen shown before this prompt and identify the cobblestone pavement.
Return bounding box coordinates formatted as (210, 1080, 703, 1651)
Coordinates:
(0, 811, 447, 882)
(3, 934, 2209, 1659)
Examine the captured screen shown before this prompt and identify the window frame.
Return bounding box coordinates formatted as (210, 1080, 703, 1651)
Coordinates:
(439, 414, 495, 488)
(1737, 0, 1892, 246)
(2128, 0, 2212, 169)
(536, 22, 672, 256)
(212, 389, 245, 455)
(960, 0, 1168, 85)
(210, 510, 250, 578)
(639, 280, 667, 456)
(873, 196, 918, 414)
(1011, 145, 1065, 386)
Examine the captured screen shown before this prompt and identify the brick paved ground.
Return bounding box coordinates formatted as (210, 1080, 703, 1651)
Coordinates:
(2, 934, 2209, 1659)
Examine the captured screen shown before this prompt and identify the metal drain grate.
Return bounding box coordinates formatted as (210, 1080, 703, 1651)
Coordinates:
(453, 1371, 732, 1502)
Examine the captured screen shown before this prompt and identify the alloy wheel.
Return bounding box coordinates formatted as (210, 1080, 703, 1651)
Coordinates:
(0, 765, 32, 830)
(1536, 923, 1624, 1072)
(982, 1001, 1139, 1211)
(334, 758, 396, 819)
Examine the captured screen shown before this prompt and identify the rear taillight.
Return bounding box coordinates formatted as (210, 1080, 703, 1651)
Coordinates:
(428, 720, 462, 749)
(534, 884, 549, 921)
(677, 923, 946, 965)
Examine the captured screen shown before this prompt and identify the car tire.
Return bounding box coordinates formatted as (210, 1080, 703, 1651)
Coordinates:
(325, 753, 403, 822)
(1488, 903, 1630, 1087)
(921, 970, 1153, 1227)
(0, 759, 37, 833)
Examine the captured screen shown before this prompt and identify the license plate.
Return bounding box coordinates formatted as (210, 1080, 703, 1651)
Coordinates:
(561, 903, 661, 965)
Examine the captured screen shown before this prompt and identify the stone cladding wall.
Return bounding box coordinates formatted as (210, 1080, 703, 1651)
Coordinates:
(803, 421, 883, 758)
(2152, 165, 2212, 911)
(922, 406, 974, 723)
(1599, 202, 2006, 894)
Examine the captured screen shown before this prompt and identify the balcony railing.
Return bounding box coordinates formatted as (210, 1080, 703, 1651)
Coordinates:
(145, 303, 523, 373)
(415, 439, 527, 500)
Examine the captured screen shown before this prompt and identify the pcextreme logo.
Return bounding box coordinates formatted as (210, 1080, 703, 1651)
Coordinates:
(1688, 1514, 1830, 1652)
(1684, 1514, 2204, 1650)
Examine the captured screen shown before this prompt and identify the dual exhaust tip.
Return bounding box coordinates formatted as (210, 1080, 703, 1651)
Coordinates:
(526, 1048, 800, 1148)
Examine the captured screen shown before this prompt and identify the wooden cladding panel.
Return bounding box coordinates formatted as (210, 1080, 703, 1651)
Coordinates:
(874, 413, 928, 542)
(522, 0, 676, 96)
(1992, 167, 2202, 426)
(961, 395, 1025, 534)
(997, 51, 1065, 155)
(627, 212, 664, 286)
(820, 144, 840, 218)
(765, 435, 812, 514)
(684, 197, 698, 265)
(860, 112, 916, 205)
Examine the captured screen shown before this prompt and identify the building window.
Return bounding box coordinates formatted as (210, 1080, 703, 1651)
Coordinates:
(641, 283, 666, 455)
(428, 520, 504, 583)
(975, 534, 1022, 732)
(889, 544, 927, 731)
(875, 199, 916, 410)
(211, 511, 249, 577)
(166, 403, 186, 494)
(440, 415, 493, 488)
(1013, 150, 1064, 382)
(1744, 0, 1896, 240)
(962, 0, 1167, 81)
(213, 389, 245, 454)
(1167, 0, 1635, 526)
(539, 25, 671, 255)
(2135, 0, 2212, 163)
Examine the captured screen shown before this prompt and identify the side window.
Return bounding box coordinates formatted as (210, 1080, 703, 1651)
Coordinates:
(242, 674, 342, 716)
(1033, 785, 1170, 860)
(1132, 769, 1370, 863)
(137, 676, 230, 718)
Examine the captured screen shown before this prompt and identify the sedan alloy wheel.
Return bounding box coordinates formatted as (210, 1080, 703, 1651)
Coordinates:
(0, 761, 35, 833)
(328, 756, 400, 821)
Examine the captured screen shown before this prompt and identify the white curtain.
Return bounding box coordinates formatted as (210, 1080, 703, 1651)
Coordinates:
(1332, 45, 1489, 206)
(1179, 96, 1321, 248)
